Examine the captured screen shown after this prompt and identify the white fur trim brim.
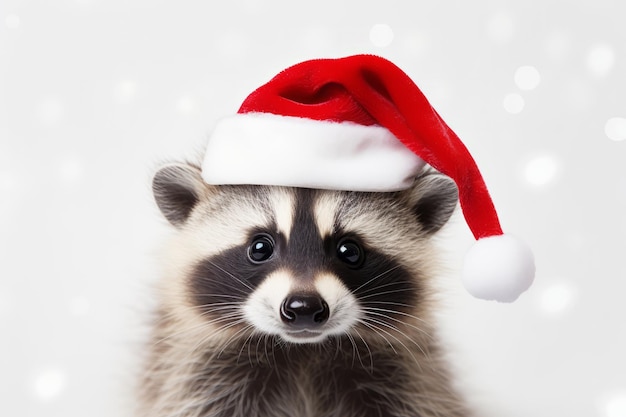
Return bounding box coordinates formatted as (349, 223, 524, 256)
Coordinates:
(201, 113, 425, 191)
(462, 234, 535, 302)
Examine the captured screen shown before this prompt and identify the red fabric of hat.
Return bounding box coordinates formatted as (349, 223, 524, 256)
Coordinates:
(240, 55, 502, 240)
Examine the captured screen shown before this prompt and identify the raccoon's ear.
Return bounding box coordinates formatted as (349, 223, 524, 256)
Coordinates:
(152, 163, 208, 227)
(409, 173, 459, 235)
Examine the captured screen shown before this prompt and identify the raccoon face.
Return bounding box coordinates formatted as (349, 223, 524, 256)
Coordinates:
(153, 163, 458, 345)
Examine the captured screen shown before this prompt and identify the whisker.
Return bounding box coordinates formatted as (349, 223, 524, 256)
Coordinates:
(151, 314, 240, 347)
(362, 318, 418, 367)
(357, 287, 414, 301)
(356, 280, 414, 298)
(360, 307, 433, 338)
(203, 260, 254, 291)
(216, 323, 255, 359)
(191, 294, 245, 300)
(361, 301, 433, 322)
(352, 328, 374, 373)
(358, 281, 412, 298)
(343, 331, 359, 368)
(268, 334, 278, 367)
(195, 275, 250, 296)
(260, 333, 270, 366)
(157, 316, 250, 369)
(360, 300, 414, 309)
(190, 319, 248, 352)
(352, 265, 402, 293)
(361, 317, 426, 370)
(332, 334, 342, 360)
(237, 331, 256, 366)
(356, 319, 398, 355)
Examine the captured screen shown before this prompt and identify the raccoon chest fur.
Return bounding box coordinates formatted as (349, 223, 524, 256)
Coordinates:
(139, 163, 472, 417)
(151, 338, 453, 417)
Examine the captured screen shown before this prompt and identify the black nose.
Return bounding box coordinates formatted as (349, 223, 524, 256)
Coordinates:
(280, 295, 330, 328)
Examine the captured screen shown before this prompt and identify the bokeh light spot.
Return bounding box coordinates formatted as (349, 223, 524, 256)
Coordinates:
(34, 369, 67, 401)
(486, 12, 514, 44)
(69, 296, 91, 316)
(58, 156, 84, 185)
(176, 96, 196, 115)
(38, 98, 65, 126)
(514, 66, 541, 91)
(503, 93, 525, 114)
(240, 0, 262, 13)
(605, 392, 626, 417)
(0, 287, 14, 318)
(538, 282, 577, 315)
(605, 117, 626, 142)
(5, 13, 20, 29)
(369, 24, 394, 47)
(0, 171, 17, 192)
(524, 154, 559, 187)
(114, 80, 137, 103)
(587, 44, 615, 77)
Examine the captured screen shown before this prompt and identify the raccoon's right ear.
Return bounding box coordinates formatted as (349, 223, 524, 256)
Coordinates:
(152, 163, 209, 227)
(409, 173, 459, 235)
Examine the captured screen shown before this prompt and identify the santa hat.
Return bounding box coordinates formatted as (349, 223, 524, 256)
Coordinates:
(202, 54, 535, 302)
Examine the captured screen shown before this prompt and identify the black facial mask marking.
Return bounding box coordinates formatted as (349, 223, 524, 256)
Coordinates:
(189, 189, 420, 326)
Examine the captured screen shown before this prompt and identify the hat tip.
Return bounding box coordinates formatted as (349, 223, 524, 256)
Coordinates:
(462, 234, 535, 302)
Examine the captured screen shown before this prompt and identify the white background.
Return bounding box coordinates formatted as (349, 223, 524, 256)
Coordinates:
(1, 1, 625, 416)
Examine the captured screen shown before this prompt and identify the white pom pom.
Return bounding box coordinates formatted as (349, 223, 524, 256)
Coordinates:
(462, 234, 535, 302)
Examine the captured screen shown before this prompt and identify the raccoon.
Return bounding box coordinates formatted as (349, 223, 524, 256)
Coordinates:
(138, 161, 472, 417)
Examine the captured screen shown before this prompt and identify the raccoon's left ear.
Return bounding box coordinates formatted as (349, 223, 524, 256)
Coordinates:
(408, 173, 459, 234)
(152, 162, 209, 227)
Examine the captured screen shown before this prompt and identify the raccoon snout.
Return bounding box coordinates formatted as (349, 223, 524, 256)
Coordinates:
(280, 295, 330, 328)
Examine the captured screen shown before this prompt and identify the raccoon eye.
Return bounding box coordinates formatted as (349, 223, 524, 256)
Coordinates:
(248, 234, 275, 264)
(336, 239, 364, 268)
